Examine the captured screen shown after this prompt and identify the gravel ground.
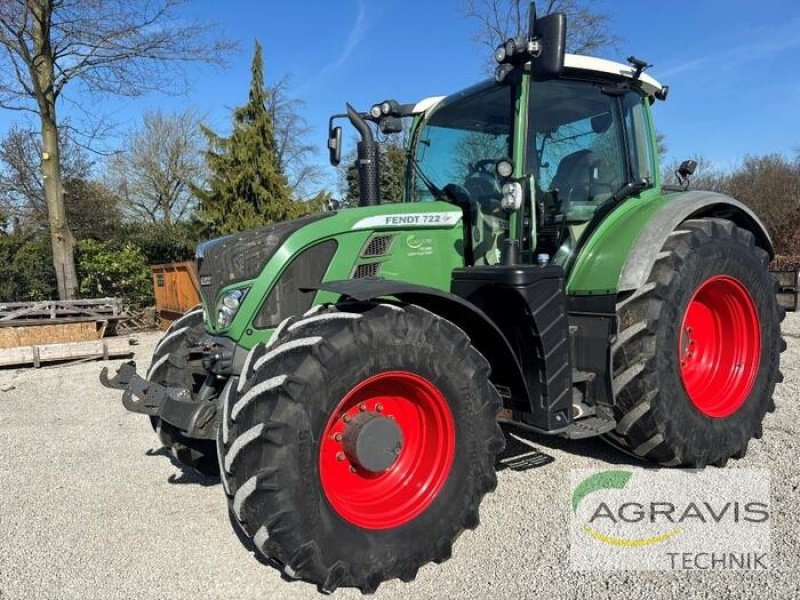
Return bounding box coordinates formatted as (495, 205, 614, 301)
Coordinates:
(1, 316, 798, 600)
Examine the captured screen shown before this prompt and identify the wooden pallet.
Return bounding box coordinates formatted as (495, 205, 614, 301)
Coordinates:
(0, 298, 124, 323)
(0, 337, 134, 368)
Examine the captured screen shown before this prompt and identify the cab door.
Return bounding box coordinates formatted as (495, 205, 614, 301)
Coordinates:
(524, 77, 656, 264)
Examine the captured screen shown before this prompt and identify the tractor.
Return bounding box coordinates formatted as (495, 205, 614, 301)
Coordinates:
(101, 5, 785, 594)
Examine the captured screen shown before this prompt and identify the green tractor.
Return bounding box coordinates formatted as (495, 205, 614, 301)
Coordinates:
(102, 6, 784, 594)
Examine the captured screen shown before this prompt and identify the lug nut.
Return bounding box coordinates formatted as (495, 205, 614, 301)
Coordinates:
(350, 466, 357, 473)
(334, 433, 342, 442)
(376, 403, 383, 412)
(336, 452, 345, 462)
(359, 403, 367, 411)
(343, 415, 351, 423)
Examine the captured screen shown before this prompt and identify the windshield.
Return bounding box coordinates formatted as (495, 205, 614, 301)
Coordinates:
(411, 83, 513, 265)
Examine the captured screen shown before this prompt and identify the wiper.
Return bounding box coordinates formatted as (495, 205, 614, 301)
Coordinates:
(410, 152, 444, 200)
(611, 178, 651, 203)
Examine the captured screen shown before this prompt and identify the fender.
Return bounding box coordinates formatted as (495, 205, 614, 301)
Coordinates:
(314, 279, 530, 407)
(618, 191, 774, 292)
(567, 190, 775, 295)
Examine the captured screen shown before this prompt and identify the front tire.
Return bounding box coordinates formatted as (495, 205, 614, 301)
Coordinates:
(147, 307, 219, 476)
(606, 218, 785, 467)
(218, 303, 505, 593)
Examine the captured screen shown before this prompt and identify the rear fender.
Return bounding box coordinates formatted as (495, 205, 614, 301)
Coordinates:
(618, 191, 774, 292)
(566, 190, 774, 295)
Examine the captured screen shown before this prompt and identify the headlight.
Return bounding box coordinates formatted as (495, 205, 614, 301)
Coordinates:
(501, 181, 523, 211)
(216, 287, 249, 329)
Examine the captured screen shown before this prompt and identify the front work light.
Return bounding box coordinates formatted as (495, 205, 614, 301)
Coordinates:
(501, 182, 523, 212)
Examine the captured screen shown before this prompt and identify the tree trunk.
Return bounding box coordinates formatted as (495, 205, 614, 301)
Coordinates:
(30, 0, 78, 300)
(40, 115, 78, 299)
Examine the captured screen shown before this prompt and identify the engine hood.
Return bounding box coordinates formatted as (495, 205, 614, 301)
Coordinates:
(196, 213, 333, 309)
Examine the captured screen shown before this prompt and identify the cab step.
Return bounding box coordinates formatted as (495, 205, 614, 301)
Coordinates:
(560, 415, 616, 439)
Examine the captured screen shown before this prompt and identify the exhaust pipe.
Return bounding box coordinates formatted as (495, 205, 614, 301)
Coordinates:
(346, 103, 380, 207)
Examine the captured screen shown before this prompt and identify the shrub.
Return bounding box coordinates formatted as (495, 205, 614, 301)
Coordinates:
(123, 221, 200, 265)
(77, 239, 153, 307)
(0, 232, 57, 302)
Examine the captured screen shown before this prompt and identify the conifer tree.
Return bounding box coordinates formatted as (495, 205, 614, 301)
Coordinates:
(196, 41, 293, 234)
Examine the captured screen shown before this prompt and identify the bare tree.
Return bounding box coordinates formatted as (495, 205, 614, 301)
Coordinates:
(726, 154, 800, 257)
(0, 123, 92, 226)
(108, 108, 206, 224)
(0, 0, 232, 299)
(463, 0, 620, 73)
(267, 76, 321, 199)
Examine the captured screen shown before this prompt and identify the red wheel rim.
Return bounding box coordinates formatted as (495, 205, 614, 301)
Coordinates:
(319, 371, 455, 529)
(679, 275, 761, 418)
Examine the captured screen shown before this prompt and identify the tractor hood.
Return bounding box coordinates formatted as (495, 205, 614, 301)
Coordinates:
(197, 202, 466, 340)
(196, 213, 333, 320)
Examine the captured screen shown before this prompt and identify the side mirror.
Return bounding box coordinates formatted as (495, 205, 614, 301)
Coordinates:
(531, 12, 566, 77)
(678, 159, 697, 178)
(328, 126, 342, 166)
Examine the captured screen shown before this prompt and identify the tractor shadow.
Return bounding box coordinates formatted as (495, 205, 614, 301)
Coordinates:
(495, 421, 647, 471)
(145, 446, 221, 487)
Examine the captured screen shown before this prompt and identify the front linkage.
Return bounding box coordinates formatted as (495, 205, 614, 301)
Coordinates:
(100, 360, 220, 441)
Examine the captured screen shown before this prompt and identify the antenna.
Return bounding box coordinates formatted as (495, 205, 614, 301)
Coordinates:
(627, 56, 652, 80)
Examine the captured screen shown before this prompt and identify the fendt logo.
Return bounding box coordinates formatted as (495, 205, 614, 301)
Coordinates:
(569, 469, 770, 571)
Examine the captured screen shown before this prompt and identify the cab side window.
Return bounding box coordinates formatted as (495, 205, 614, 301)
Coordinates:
(622, 92, 654, 184)
(528, 79, 650, 257)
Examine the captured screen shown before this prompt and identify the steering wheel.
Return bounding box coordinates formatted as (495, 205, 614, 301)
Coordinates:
(468, 159, 498, 176)
(464, 160, 502, 212)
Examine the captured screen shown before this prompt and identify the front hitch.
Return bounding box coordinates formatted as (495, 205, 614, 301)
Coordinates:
(99, 361, 219, 440)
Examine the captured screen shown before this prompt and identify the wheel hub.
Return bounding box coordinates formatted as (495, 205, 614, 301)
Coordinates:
(319, 371, 456, 530)
(342, 412, 403, 473)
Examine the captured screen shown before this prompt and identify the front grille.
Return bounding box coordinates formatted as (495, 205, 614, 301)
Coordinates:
(253, 240, 338, 329)
(353, 262, 382, 279)
(362, 234, 394, 257)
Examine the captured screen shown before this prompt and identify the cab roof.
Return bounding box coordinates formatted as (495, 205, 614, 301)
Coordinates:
(563, 54, 664, 97)
(412, 54, 665, 115)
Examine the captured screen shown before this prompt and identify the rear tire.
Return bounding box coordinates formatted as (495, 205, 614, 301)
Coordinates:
(606, 218, 785, 467)
(218, 302, 505, 593)
(147, 307, 219, 476)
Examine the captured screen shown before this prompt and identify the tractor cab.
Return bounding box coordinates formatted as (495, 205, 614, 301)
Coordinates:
(330, 21, 667, 274)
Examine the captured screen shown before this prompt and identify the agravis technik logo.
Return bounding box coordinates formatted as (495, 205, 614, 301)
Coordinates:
(570, 469, 770, 571)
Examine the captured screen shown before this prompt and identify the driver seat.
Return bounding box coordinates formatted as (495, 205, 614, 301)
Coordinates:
(550, 149, 598, 204)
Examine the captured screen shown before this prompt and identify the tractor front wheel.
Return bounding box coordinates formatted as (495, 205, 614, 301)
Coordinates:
(147, 307, 219, 476)
(606, 218, 785, 467)
(218, 302, 505, 593)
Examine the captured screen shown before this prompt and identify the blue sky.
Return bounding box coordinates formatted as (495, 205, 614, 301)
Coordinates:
(3, 0, 799, 193)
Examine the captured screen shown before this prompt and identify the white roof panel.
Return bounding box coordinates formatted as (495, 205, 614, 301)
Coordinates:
(564, 54, 664, 96)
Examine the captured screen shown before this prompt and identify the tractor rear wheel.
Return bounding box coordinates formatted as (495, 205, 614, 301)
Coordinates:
(606, 218, 784, 467)
(147, 307, 219, 476)
(218, 302, 505, 593)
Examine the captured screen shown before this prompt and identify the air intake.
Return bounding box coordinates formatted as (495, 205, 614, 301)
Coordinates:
(352, 262, 382, 279)
(362, 235, 394, 257)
